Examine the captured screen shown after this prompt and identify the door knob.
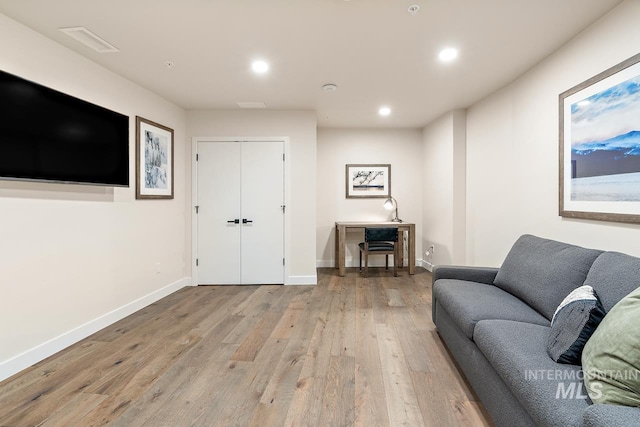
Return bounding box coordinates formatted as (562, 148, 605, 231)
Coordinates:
(227, 219, 240, 224)
(242, 219, 253, 224)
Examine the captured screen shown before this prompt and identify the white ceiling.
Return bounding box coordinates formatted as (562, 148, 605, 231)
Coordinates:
(0, 0, 623, 128)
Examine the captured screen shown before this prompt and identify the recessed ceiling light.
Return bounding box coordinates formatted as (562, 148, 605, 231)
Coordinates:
(252, 60, 269, 74)
(438, 47, 458, 62)
(379, 107, 391, 116)
(408, 5, 420, 15)
(322, 83, 338, 92)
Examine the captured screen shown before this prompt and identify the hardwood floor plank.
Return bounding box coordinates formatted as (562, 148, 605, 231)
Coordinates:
(0, 269, 493, 427)
(109, 344, 239, 426)
(88, 287, 196, 343)
(410, 370, 461, 427)
(385, 288, 405, 307)
(391, 307, 432, 373)
(330, 273, 357, 357)
(354, 307, 390, 427)
(452, 399, 494, 427)
(395, 271, 434, 331)
(176, 314, 245, 367)
(424, 329, 478, 403)
(376, 322, 426, 427)
(270, 303, 304, 339)
(231, 310, 284, 362)
(0, 340, 104, 400)
(355, 274, 373, 309)
(39, 392, 108, 427)
(282, 288, 338, 426)
(318, 355, 356, 426)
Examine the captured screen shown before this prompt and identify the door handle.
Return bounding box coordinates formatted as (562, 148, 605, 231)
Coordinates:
(242, 219, 253, 224)
(227, 219, 240, 224)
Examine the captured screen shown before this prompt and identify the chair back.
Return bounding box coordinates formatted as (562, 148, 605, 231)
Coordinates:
(365, 227, 398, 243)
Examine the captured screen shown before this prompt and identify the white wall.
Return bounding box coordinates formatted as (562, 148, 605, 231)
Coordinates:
(187, 110, 317, 284)
(316, 128, 423, 267)
(421, 111, 466, 267)
(0, 15, 188, 380)
(466, 0, 640, 266)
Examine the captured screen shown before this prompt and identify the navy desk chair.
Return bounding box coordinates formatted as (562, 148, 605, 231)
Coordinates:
(358, 227, 399, 277)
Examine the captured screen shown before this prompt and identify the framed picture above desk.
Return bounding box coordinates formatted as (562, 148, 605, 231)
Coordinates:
(334, 221, 415, 277)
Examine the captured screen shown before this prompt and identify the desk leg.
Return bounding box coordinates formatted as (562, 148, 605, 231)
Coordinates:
(335, 224, 339, 270)
(408, 224, 415, 274)
(398, 231, 405, 268)
(336, 224, 346, 276)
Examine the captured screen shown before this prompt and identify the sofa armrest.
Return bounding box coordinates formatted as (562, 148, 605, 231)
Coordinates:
(583, 404, 640, 427)
(431, 266, 500, 325)
(432, 265, 499, 286)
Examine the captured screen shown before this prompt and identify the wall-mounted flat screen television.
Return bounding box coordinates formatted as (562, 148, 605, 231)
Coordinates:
(0, 70, 129, 187)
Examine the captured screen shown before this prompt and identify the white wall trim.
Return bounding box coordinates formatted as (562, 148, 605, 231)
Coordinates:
(0, 277, 190, 383)
(286, 275, 317, 285)
(417, 258, 433, 272)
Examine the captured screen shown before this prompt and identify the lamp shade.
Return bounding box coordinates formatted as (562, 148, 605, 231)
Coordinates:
(383, 196, 402, 222)
(384, 198, 395, 210)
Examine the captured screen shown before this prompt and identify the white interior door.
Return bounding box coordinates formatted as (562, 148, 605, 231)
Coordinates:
(196, 141, 241, 284)
(241, 141, 284, 284)
(195, 140, 284, 285)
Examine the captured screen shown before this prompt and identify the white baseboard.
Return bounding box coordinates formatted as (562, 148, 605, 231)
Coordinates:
(419, 259, 434, 272)
(0, 277, 190, 383)
(286, 275, 317, 285)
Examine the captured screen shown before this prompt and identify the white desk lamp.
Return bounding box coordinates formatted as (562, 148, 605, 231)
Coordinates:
(384, 196, 402, 222)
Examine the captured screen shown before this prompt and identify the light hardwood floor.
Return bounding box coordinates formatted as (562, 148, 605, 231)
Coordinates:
(0, 267, 493, 426)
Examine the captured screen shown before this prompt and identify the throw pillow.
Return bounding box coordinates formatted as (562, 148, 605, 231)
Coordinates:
(582, 285, 640, 406)
(547, 285, 605, 365)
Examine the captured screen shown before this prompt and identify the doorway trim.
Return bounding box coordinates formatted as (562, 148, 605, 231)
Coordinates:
(191, 136, 291, 285)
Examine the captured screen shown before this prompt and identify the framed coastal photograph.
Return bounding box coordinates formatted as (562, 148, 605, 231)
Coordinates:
(345, 164, 390, 198)
(136, 116, 174, 199)
(559, 52, 640, 223)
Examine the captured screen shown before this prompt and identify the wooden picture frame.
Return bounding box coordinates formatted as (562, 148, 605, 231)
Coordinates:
(345, 164, 391, 198)
(136, 116, 174, 199)
(559, 52, 640, 223)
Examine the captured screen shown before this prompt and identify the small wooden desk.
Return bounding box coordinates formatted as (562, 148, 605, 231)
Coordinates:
(335, 221, 416, 277)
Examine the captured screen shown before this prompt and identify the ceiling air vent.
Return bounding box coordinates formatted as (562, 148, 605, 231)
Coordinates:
(59, 27, 119, 53)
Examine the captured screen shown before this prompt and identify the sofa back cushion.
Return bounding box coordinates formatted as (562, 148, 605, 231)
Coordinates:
(493, 234, 602, 320)
(583, 251, 640, 312)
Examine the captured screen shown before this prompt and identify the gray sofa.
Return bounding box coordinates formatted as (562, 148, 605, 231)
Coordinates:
(432, 234, 640, 426)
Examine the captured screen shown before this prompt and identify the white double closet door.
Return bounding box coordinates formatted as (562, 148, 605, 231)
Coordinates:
(196, 140, 284, 285)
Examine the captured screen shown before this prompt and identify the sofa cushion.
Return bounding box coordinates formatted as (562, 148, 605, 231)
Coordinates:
(583, 404, 640, 427)
(493, 234, 602, 320)
(583, 251, 640, 312)
(547, 285, 606, 365)
(433, 279, 549, 339)
(582, 285, 640, 406)
(474, 320, 589, 427)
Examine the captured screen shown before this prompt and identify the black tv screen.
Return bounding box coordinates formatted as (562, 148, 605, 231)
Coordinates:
(0, 70, 129, 187)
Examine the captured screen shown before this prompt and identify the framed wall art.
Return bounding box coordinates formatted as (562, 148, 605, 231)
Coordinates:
(136, 116, 174, 199)
(345, 164, 390, 198)
(559, 52, 640, 223)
